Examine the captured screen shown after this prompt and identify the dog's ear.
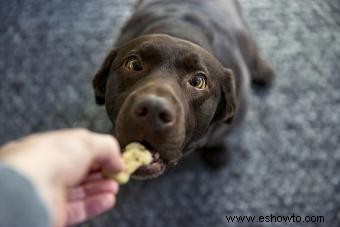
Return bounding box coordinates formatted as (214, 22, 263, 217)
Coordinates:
(92, 49, 117, 105)
(220, 68, 236, 123)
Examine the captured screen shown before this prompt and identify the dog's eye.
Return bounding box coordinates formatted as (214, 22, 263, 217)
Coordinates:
(125, 56, 143, 71)
(189, 73, 207, 89)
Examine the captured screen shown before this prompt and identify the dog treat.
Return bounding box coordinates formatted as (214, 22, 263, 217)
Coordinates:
(103, 142, 152, 184)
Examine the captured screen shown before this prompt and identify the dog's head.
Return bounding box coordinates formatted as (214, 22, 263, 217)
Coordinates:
(93, 34, 235, 178)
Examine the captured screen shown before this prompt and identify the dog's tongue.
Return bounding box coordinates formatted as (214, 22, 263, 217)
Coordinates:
(135, 159, 163, 175)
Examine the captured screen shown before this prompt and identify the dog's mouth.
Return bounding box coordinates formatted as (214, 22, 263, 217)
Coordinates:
(130, 140, 167, 179)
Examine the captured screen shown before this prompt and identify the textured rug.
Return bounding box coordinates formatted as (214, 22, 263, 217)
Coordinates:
(1, 0, 339, 226)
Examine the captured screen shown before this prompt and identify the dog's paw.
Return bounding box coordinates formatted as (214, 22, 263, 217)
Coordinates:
(201, 144, 230, 168)
(251, 57, 274, 89)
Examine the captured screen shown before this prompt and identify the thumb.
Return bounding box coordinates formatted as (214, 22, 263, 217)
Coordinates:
(87, 133, 124, 173)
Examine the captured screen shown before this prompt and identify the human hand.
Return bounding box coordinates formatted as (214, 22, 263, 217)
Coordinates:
(0, 129, 123, 227)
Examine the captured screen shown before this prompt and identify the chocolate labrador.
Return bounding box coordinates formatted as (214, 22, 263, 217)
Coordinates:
(92, 0, 274, 179)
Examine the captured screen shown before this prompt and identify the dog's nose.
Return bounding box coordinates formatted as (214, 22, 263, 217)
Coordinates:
(132, 95, 175, 129)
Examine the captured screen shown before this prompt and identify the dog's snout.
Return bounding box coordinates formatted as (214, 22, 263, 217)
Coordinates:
(132, 95, 175, 129)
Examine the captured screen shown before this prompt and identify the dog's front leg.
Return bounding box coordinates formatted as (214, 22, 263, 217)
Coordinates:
(201, 141, 230, 168)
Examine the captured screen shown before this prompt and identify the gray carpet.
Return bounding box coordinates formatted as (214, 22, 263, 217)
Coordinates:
(1, 0, 340, 226)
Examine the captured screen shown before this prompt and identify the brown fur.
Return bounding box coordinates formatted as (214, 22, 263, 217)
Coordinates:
(93, 0, 274, 177)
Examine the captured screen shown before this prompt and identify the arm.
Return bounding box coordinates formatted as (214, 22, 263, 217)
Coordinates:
(0, 129, 123, 227)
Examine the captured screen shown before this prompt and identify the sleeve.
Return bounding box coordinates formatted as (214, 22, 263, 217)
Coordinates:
(0, 163, 51, 227)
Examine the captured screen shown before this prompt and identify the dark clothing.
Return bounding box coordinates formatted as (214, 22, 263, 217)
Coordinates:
(0, 163, 50, 227)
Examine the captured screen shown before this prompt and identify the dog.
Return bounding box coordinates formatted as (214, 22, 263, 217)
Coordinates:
(92, 0, 274, 179)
